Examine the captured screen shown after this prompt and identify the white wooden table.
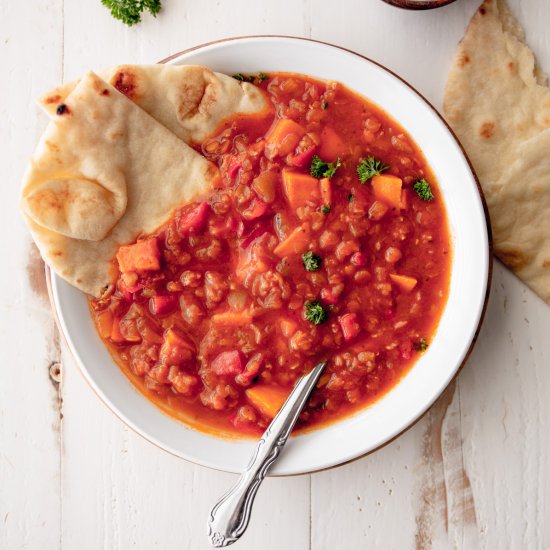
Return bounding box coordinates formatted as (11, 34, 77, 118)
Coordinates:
(2, 0, 550, 548)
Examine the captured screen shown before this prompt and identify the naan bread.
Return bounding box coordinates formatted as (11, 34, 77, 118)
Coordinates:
(444, 0, 550, 304)
(21, 71, 220, 297)
(38, 65, 270, 144)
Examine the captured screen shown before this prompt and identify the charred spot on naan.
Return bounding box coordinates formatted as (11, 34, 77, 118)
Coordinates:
(479, 121, 495, 139)
(110, 66, 142, 101)
(457, 52, 470, 68)
(56, 103, 70, 116)
(44, 94, 62, 105)
(497, 247, 530, 271)
(542, 259, 550, 268)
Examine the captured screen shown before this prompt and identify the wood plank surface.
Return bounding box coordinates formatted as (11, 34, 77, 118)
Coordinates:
(1, 0, 549, 548)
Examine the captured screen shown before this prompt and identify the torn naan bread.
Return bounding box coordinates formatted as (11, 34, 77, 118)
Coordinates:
(444, 0, 550, 304)
(21, 71, 220, 297)
(38, 64, 270, 144)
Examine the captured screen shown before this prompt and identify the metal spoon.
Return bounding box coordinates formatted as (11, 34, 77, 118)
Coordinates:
(207, 360, 328, 547)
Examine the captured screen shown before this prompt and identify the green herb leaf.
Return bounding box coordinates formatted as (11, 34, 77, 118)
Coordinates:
(310, 155, 342, 179)
(414, 338, 428, 352)
(302, 251, 322, 272)
(232, 73, 253, 83)
(413, 179, 434, 201)
(101, 0, 161, 26)
(304, 300, 328, 325)
(356, 156, 389, 183)
(321, 204, 331, 214)
(258, 72, 269, 83)
(321, 101, 328, 110)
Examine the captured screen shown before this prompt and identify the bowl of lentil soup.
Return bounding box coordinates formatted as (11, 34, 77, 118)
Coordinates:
(50, 37, 490, 475)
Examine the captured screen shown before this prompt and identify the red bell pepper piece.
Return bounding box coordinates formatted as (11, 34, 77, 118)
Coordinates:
(320, 287, 338, 305)
(178, 202, 211, 235)
(289, 145, 317, 168)
(242, 199, 269, 221)
(240, 224, 269, 249)
(338, 313, 361, 341)
(150, 295, 178, 316)
(350, 252, 368, 266)
(211, 350, 245, 376)
(227, 157, 242, 179)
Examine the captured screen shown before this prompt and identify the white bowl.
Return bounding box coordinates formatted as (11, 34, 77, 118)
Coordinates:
(49, 37, 491, 475)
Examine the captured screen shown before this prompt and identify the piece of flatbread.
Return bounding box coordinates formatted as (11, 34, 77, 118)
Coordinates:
(21, 71, 220, 297)
(444, 0, 550, 304)
(38, 64, 270, 144)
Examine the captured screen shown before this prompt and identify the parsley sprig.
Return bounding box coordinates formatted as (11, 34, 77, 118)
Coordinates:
(357, 156, 389, 183)
(413, 179, 434, 201)
(304, 300, 328, 325)
(232, 73, 269, 84)
(310, 155, 341, 179)
(414, 338, 429, 352)
(101, 0, 161, 26)
(302, 251, 322, 272)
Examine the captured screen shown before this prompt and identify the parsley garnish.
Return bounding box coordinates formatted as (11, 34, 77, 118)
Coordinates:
(357, 156, 389, 183)
(101, 0, 161, 26)
(304, 300, 328, 325)
(310, 155, 341, 179)
(232, 73, 268, 84)
(302, 251, 322, 272)
(321, 101, 328, 110)
(413, 179, 434, 201)
(321, 204, 331, 214)
(414, 338, 428, 352)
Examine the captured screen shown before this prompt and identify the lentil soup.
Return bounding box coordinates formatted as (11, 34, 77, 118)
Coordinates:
(90, 72, 452, 437)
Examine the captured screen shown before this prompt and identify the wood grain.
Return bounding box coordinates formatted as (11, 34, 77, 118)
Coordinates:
(2, 0, 550, 548)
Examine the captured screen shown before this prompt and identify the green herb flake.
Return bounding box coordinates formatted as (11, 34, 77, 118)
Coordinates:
(347, 193, 354, 202)
(304, 300, 328, 325)
(321, 204, 331, 214)
(302, 251, 322, 272)
(356, 156, 389, 183)
(310, 155, 342, 179)
(257, 72, 269, 83)
(101, 0, 161, 26)
(321, 101, 328, 110)
(413, 179, 434, 201)
(414, 338, 429, 352)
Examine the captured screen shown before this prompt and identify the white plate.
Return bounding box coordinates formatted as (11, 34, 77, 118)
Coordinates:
(50, 37, 491, 475)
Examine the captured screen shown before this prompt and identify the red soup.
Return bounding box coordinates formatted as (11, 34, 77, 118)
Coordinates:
(90, 72, 451, 437)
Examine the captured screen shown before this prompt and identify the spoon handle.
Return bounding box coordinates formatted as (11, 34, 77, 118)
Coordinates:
(207, 360, 328, 547)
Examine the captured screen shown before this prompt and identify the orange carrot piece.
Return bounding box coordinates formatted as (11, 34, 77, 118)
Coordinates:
(372, 175, 403, 209)
(320, 177, 331, 206)
(266, 118, 306, 153)
(116, 238, 160, 273)
(273, 225, 310, 257)
(246, 385, 289, 419)
(317, 126, 346, 161)
(211, 310, 252, 326)
(390, 273, 418, 292)
(282, 170, 321, 210)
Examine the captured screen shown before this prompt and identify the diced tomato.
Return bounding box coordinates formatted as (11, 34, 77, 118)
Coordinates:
(338, 313, 361, 341)
(240, 224, 270, 249)
(350, 252, 368, 266)
(177, 202, 211, 235)
(320, 287, 338, 305)
(241, 199, 269, 221)
(117, 238, 160, 273)
(226, 157, 242, 179)
(211, 350, 245, 376)
(317, 126, 346, 161)
(289, 145, 317, 168)
(149, 295, 178, 316)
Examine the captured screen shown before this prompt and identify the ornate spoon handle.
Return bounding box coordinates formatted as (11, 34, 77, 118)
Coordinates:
(207, 360, 328, 547)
